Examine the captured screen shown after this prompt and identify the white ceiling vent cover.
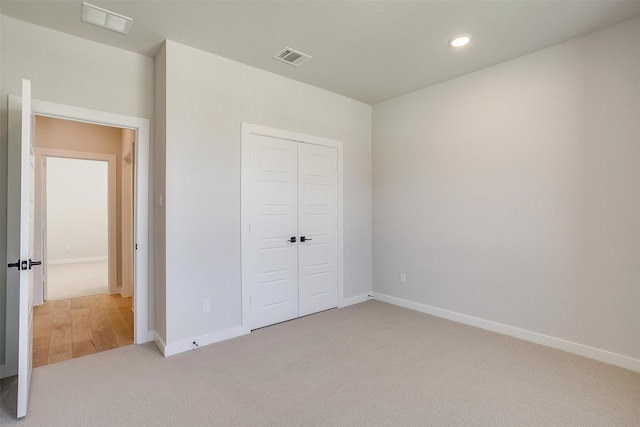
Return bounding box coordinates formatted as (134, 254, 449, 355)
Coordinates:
(82, 2, 133, 35)
(273, 47, 312, 67)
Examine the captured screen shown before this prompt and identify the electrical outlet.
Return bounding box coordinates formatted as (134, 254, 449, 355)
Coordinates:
(399, 273, 406, 284)
(202, 298, 211, 313)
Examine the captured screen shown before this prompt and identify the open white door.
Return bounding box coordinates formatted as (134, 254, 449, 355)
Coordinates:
(7, 79, 38, 418)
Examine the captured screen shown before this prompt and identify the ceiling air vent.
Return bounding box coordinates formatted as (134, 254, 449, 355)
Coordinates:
(82, 2, 133, 35)
(273, 47, 312, 67)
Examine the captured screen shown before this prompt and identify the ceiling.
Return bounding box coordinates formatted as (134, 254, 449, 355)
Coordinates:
(1, 1, 639, 105)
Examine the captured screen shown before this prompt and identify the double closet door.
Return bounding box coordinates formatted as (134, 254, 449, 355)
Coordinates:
(247, 134, 338, 330)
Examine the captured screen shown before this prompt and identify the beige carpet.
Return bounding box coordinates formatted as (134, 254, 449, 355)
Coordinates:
(1, 300, 639, 426)
(46, 261, 108, 300)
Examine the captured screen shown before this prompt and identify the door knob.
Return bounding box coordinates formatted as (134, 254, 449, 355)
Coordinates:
(7, 259, 28, 270)
(29, 259, 42, 269)
(300, 236, 312, 242)
(288, 236, 297, 243)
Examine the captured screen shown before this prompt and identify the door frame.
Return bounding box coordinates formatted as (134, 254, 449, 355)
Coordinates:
(31, 99, 152, 344)
(35, 149, 117, 301)
(121, 145, 135, 298)
(240, 123, 345, 331)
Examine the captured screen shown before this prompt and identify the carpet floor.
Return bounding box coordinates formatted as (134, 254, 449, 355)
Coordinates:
(1, 300, 639, 426)
(46, 261, 108, 300)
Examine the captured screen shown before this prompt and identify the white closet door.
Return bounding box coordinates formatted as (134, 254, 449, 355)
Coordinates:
(298, 143, 338, 316)
(248, 135, 299, 329)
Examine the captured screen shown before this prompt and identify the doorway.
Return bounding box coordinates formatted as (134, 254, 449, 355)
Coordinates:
(45, 157, 109, 300)
(31, 116, 136, 366)
(24, 99, 152, 348)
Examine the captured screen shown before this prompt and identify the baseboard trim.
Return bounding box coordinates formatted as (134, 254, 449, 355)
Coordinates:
(340, 293, 373, 308)
(373, 292, 640, 373)
(161, 326, 250, 357)
(153, 332, 167, 355)
(0, 363, 17, 380)
(136, 329, 155, 345)
(48, 256, 108, 266)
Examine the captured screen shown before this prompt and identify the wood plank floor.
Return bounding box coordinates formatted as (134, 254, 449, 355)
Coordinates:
(32, 294, 133, 367)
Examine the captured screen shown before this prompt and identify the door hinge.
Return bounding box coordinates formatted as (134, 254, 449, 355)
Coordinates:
(136, 244, 138, 250)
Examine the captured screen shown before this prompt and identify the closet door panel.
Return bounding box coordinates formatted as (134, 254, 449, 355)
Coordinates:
(298, 144, 338, 316)
(248, 135, 299, 329)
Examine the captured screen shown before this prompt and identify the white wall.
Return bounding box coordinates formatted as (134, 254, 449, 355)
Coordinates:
(159, 40, 372, 348)
(154, 44, 167, 342)
(372, 17, 640, 363)
(46, 158, 108, 262)
(0, 16, 154, 377)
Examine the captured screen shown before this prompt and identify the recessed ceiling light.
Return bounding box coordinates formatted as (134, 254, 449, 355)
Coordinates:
(81, 2, 132, 35)
(449, 34, 472, 47)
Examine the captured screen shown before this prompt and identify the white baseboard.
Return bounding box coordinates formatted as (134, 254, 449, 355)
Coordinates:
(136, 329, 155, 345)
(373, 292, 640, 373)
(161, 326, 250, 357)
(153, 332, 167, 355)
(0, 363, 17, 380)
(48, 256, 108, 265)
(157, 295, 373, 357)
(340, 293, 373, 308)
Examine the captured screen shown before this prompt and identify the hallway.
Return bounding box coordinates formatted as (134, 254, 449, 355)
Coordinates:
(32, 294, 133, 367)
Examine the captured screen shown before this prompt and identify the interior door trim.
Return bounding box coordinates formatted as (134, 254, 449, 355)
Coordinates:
(35, 149, 117, 298)
(32, 99, 152, 345)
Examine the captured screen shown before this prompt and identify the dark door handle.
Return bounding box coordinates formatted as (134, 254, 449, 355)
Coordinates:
(300, 236, 312, 242)
(7, 259, 28, 270)
(29, 259, 42, 269)
(288, 236, 297, 243)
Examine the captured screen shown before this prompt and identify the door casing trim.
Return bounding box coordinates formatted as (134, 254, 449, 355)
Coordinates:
(32, 99, 152, 344)
(35, 149, 117, 300)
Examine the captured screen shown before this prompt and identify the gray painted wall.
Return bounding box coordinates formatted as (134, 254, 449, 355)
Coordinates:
(160, 41, 372, 346)
(372, 17, 640, 360)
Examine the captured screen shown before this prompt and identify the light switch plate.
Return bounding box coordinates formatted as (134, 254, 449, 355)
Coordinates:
(202, 298, 211, 313)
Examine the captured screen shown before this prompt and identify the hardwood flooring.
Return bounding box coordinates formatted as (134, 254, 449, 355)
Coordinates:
(32, 294, 133, 367)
